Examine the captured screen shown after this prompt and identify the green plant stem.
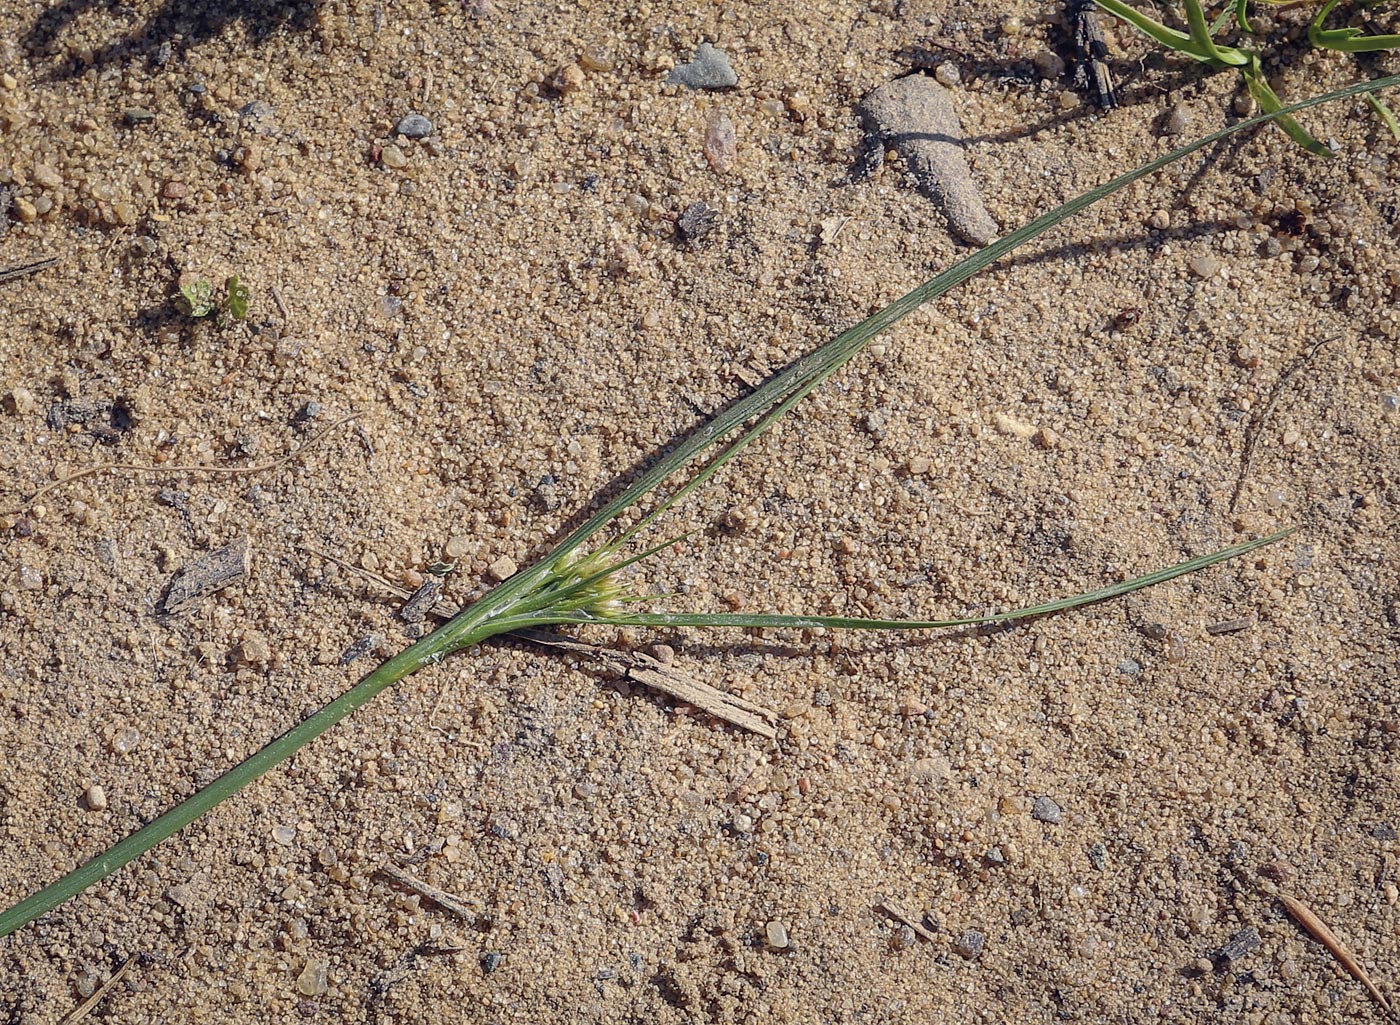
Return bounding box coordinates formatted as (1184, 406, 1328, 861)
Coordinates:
(0, 600, 539, 939)
(3, 73, 1397, 941)
(1311, 0, 1400, 50)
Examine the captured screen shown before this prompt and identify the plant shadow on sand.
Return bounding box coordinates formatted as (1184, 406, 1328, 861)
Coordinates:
(22, 0, 322, 80)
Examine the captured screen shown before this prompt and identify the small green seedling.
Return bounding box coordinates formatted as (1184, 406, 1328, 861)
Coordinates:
(177, 275, 250, 323)
(2, 75, 1397, 940)
(1094, 0, 1400, 152)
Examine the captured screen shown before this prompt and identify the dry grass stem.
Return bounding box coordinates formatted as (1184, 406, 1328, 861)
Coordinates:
(879, 898, 939, 942)
(59, 953, 137, 1025)
(377, 863, 478, 922)
(1280, 893, 1395, 1018)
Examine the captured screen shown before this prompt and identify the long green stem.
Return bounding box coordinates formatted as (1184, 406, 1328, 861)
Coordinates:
(3, 74, 1397, 941)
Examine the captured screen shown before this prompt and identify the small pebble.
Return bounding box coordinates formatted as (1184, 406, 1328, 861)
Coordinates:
(1148, 209, 1171, 230)
(296, 959, 328, 997)
(765, 920, 790, 949)
(934, 63, 961, 88)
(85, 784, 107, 811)
(954, 929, 986, 960)
(379, 143, 408, 169)
(394, 113, 434, 138)
(445, 535, 471, 559)
(1165, 103, 1190, 135)
(1189, 254, 1221, 279)
(1032, 795, 1062, 824)
(1033, 51, 1066, 81)
(703, 111, 737, 175)
(487, 555, 518, 582)
(481, 952, 504, 974)
(123, 107, 155, 124)
(0, 72, 16, 90)
(667, 43, 737, 90)
(11, 196, 37, 223)
(548, 63, 586, 95)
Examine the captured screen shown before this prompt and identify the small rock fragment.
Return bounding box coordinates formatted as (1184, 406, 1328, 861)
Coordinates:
(11, 196, 36, 223)
(395, 113, 434, 138)
(85, 784, 107, 811)
(667, 43, 738, 90)
(1033, 51, 1066, 81)
(764, 921, 790, 949)
(547, 63, 586, 95)
(857, 75, 997, 246)
(1165, 103, 1190, 135)
(954, 929, 986, 959)
(296, 959, 328, 997)
(677, 201, 718, 244)
(379, 143, 408, 169)
(481, 952, 504, 974)
(1189, 254, 1221, 279)
(1032, 795, 1063, 824)
(994, 412, 1036, 439)
(703, 111, 737, 174)
(934, 63, 961, 88)
(487, 555, 518, 582)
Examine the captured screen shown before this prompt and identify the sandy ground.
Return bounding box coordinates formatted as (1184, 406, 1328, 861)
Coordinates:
(1, 1, 1398, 1021)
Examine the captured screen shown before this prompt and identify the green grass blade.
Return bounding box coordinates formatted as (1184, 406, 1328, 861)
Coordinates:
(1185, 0, 1252, 64)
(1093, 0, 1218, 61)
(1241, 57, 1334, 156)
(1364, 90, 1400, 138)
(554, 529, 1296, 631)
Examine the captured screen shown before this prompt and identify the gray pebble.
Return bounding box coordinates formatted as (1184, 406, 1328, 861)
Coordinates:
(481, 951, 503, 974)
(667, 42, 738, 90)
(953, 929, 985, 960)
(857, 75, 998, 246)
(395, 113, 434, 139)
(1032, 795, 1063, 824)
(1117, 657, 1142, 676)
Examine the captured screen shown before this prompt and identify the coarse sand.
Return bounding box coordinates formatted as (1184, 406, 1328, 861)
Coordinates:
(1, 1, 1398, 1021)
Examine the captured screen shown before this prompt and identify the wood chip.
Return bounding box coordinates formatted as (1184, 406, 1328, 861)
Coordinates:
(159, 537, 250, 615)
(1207, 615, 1256, 636)
(523, 630, 780, 739)
(1280, 893, 1395, 1018)
(878, 898, 939, 942)
(377, 863, 477, 921)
